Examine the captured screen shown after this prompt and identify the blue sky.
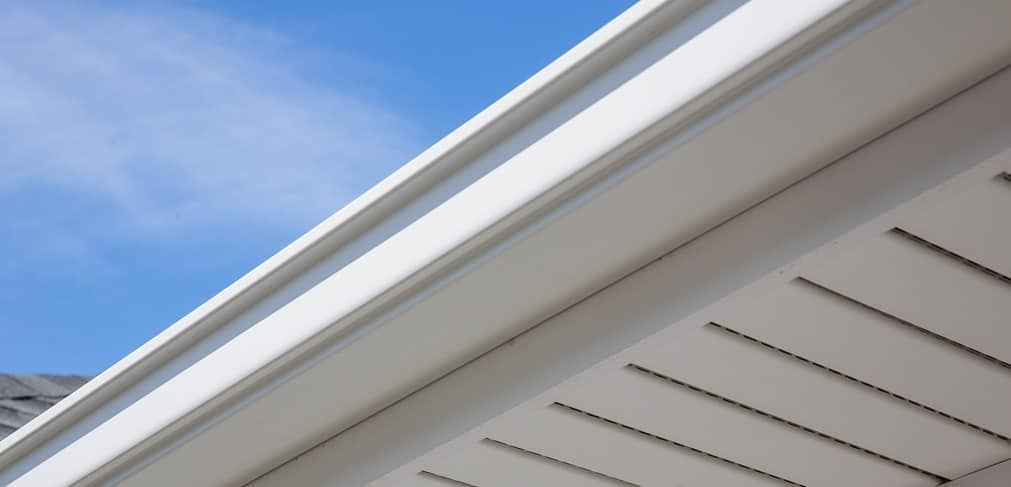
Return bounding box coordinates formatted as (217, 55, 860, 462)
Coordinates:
(0, 1, 632, 374)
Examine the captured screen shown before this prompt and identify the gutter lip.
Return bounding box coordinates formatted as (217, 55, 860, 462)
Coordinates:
(0, 0, 690, 465)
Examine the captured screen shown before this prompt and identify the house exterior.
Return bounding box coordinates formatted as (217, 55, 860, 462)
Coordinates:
(2, 1, 1010, 485)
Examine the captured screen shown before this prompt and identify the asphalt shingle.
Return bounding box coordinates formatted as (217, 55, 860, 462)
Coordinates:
(0, 374, 89, 441)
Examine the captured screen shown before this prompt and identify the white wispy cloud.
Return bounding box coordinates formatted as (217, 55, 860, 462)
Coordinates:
(0, 1, 420, 244)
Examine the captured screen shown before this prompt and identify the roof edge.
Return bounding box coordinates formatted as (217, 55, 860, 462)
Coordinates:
(10, 0, 951, 483)
(0, 0, 702, 467)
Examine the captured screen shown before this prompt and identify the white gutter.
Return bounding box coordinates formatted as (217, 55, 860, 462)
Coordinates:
(0, 0, 693, 471)
(4, 0, 928, 484)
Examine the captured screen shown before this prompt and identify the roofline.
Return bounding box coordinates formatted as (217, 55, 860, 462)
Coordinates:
(0, 0, 696, 463)
(15, 0, 1006, 483)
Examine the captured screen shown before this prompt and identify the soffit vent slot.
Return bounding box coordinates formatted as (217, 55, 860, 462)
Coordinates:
(797, 277, 1011, 371)
(707, 323, 1011, 443)
(551, 402, 806, 487)
(480, 438, 639, 486)
(890, 227, 1011, 289)
(418, 470, 479, 487)
(626, 364, 949, 481)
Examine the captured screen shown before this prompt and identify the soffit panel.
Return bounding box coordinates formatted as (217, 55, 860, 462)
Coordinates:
(901, 176, 1011, 278)
(804, 231, 1011, 365)
(373, 135, 1011, 487)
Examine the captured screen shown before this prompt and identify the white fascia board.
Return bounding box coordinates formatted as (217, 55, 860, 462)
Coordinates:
(6, 0, 1011, 485)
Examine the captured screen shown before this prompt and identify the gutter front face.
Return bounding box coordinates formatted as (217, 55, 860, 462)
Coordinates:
(7, 0, 1011, 485)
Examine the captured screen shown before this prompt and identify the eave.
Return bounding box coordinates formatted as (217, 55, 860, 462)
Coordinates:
(3, 0, 1011, 485)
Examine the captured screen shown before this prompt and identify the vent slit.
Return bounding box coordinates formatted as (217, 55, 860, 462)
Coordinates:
(891, 227, 1011, 288)
(798, 277, 1011, 371)
(626, 363, 947, 481)
(551, 402, 808, 487)
(481, 438, 639, 486)
(418, 470, 479, 487)
(708, 322, 1011, 443)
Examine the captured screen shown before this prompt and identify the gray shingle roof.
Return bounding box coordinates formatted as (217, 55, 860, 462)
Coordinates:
(0, 374, 90, 441)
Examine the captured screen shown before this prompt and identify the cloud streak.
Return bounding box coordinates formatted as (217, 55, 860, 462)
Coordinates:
(0, 1, 420, 245)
